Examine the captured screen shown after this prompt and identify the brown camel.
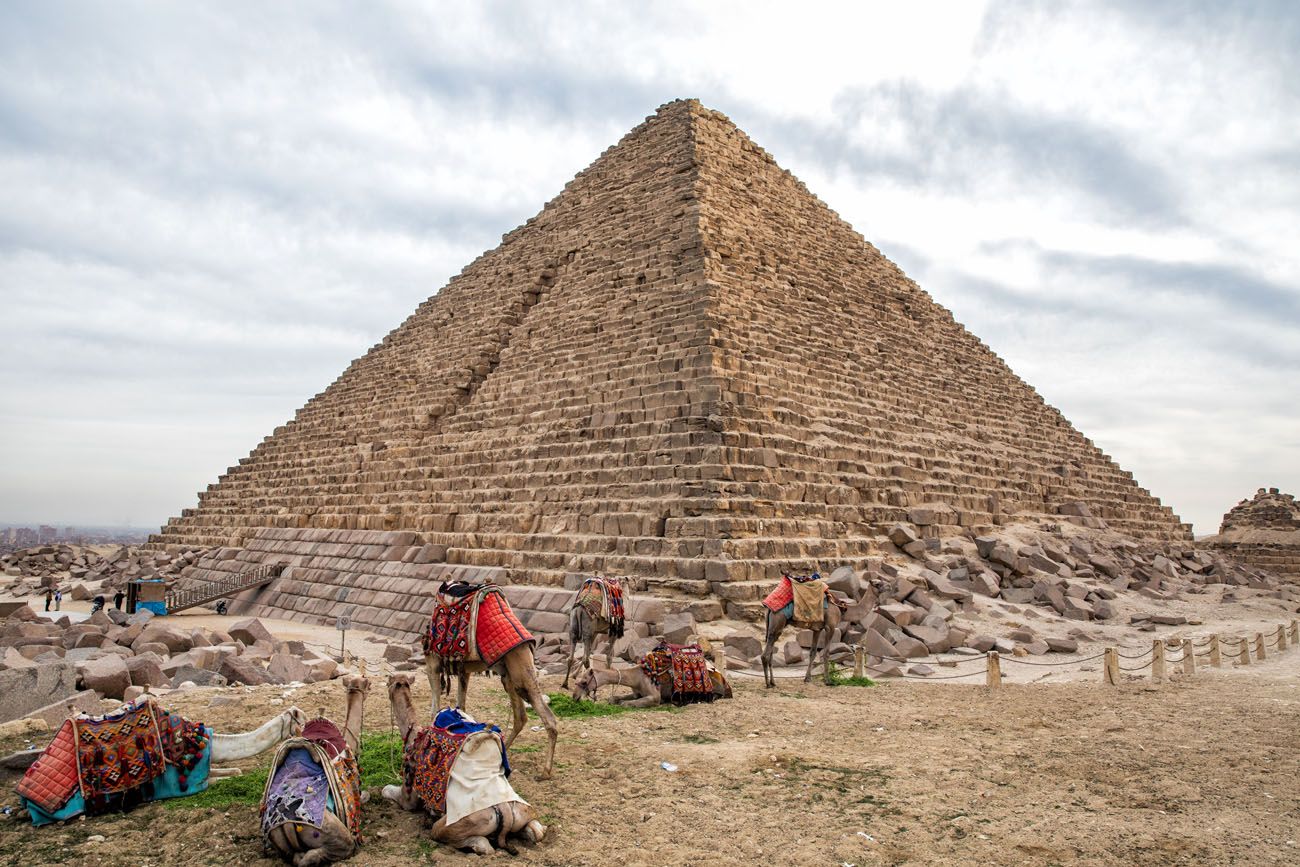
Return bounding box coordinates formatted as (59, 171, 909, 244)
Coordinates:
(384, 674, 546, 856)
(570, 664, 731, 708)
(759, 575, 879, 687)
(423, 605, 558, 779)
(263, 674, 370, 866)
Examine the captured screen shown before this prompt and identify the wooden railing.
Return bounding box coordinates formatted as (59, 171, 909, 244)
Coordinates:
(165, 562, 284, 614)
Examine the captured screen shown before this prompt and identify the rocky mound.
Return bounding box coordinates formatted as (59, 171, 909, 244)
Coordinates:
(0, 544, 212, 600)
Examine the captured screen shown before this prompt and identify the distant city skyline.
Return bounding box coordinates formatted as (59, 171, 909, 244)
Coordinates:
(1, 2, 1297, 535)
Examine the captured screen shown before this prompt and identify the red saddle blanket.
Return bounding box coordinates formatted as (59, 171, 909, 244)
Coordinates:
(16, 719, 78, 814)
(639, 642, 714, 705)
(405, 725, 465, 816)
(423, 584, 533, 667)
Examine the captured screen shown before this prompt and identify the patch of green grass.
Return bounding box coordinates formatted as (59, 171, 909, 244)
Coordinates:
(169, 731, 405, 811)
(529, 693, 681, 719)
(825, 662, 877, 688)
(168, 766, 268, 809)
(511, 744, 541, 753)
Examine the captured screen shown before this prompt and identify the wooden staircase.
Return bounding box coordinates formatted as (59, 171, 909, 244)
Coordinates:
(166, 562, 284, 614)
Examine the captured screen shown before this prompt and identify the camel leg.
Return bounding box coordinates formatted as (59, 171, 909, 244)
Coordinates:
(425, 654, 443, 715)
(618, 694, 661, 708)
(804, 628, 821, 684)
(291, 812, 356, 866)
(267, 825, 294, 859)
(507, 652, 557, 779)
(822, 627, 833, 685)
(605, 627, 613, 670)
(562, 609, 579, 689)
(503, 675, 527, 750)
(457, 670, 470, 711)
(381, 783, 422, 812)
(523, 820, 547, 843)
(760, 610, 779, 689)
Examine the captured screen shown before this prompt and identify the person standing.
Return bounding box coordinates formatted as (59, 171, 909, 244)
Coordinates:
(54, 588, 62, 611)
(44, 587, 53, 612)
(113, 589, 125, 610)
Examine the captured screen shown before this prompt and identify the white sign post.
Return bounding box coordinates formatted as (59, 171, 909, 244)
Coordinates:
(336, 613, 351, 660)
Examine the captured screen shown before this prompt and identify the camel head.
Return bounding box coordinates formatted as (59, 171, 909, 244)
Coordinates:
(570, 667, 598, 702)
(387, 672, 414, 704)
(343, 673, 371, 698)
(286, 705, 307, 737)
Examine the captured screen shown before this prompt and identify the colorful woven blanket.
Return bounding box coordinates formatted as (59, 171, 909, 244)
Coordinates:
(640, 642, 715, 705)
(405, 708, 509, 816)
(19, 699, 212, 826)
(575, 576, 626, 639)
(423, 583, 533, 667)
(261, 719, 363, 843)
(73, 699, 168, 813)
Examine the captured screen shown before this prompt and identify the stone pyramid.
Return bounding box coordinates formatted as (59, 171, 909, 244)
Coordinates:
(153, 99, 1191, 619)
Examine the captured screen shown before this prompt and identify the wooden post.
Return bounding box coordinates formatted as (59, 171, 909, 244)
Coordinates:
(986, 651, 1001, 687)
(1151, 639, 1166, 683)
(1238, 636, 1250, 665)
(1209, 635, 1221, 668)
(1255, 632, 1266, 661)
(1181, 639, 1195, 676)
(712, 648, 726, 675)
(1103, 647, 1119, 685)
(853, 646, 865, 680)
(1277, 624, 1287, 652)
(1291, 620, 1299, 645)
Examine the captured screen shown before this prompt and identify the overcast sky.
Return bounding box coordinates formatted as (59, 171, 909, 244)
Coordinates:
(1, 1, 1297, 536)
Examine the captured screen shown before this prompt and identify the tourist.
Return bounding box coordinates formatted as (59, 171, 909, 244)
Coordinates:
(54, 588, 62, 611)
(113, 589, 125, 610)
(44, 587, 53, 612)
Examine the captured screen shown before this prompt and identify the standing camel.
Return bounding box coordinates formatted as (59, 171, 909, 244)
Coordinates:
(423, 583, 558, 778)
(263, 674, 370, 866)
(561, 575, 625, 688)
(383, 674, 546, 855)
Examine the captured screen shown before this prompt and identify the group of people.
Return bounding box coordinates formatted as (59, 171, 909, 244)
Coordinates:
(44, 586, 125, 613)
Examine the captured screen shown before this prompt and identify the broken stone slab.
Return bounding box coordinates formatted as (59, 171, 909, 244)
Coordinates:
(1044, 636, 1079, 653)
(219, 655, 284, 687)
(724, 632, 763, 659)
(268, 653, 313, 684)
(125, 654, 170, 690)
(169, 666, 228, 688)
(888, 524, 919, 547)
(80, 655, 131, 701)
(227, 618, 275, 646)
(23, 689, 101, 728)
(659, 612, 697, 645)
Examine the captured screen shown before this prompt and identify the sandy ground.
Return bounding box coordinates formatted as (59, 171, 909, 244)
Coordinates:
(1, 638, 1298, 866)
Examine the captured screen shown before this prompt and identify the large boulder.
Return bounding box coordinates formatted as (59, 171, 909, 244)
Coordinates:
(169, 666, 229, 688)
(125, 654, 170, 689)
(268, 653, 312, 684)
(0, 661, 78, 723)
(133, 624, 193, 655)
(723, 632, 763, 659)
(80, 655, 131, 700)
(228, 618, 275, 647)
(659, 612, 697, 645)
(219, 655, 283, 687)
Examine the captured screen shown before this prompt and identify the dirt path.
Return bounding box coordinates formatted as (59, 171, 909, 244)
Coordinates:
(2, 645, 1298, 866)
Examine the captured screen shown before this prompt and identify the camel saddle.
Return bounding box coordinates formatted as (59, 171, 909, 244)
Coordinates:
(405, 707, 519, 825)
(574, 575, 626, 639)
(261, 718, 363, 844)
(763, 573, 847, 627)
(423, 581, 533, 667)
(639, 642, 715, 705)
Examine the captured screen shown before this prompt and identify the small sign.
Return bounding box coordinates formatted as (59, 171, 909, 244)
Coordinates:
(336, 614, 351, 632)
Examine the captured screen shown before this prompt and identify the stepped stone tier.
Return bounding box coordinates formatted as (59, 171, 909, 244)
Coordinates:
(1204, 488, 1300, 583)
(151, 99, 1191, 623)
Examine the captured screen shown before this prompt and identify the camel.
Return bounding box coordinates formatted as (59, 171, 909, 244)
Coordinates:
(383, 674, 546, 856)
(263, 674, 370, 866)
(759, 573, 881, 687)
(423, 586, 558, 778)
(562, 576, 624, 688)
(570, 663, 731, 708)
(16, 704, 307, 826)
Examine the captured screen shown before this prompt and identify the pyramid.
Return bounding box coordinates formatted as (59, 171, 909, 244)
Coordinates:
(1205, 488, 1300, 583)
(152, 99, 1191, 623)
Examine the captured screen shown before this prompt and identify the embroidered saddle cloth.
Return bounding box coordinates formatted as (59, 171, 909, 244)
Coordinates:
(575, 576, 626, 639)
(405, 708, 520, 825)
(261, 719, 362, 843)
(640, 642, 715, 705)
(763, 573, 840, 626)
(423, 582, 533, 667)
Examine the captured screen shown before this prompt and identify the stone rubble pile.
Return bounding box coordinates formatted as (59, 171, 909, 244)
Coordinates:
(709, 516, 1299, 678)
(0, 609, 344, 724)
(0, 544, 212, 598)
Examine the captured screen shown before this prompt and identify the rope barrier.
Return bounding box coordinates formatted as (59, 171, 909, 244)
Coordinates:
(1116, 647, 1153, 661)
(999, 651, 1106, 667)
(1118, 661, 1151, 672)
(901, 669, 985, 681)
